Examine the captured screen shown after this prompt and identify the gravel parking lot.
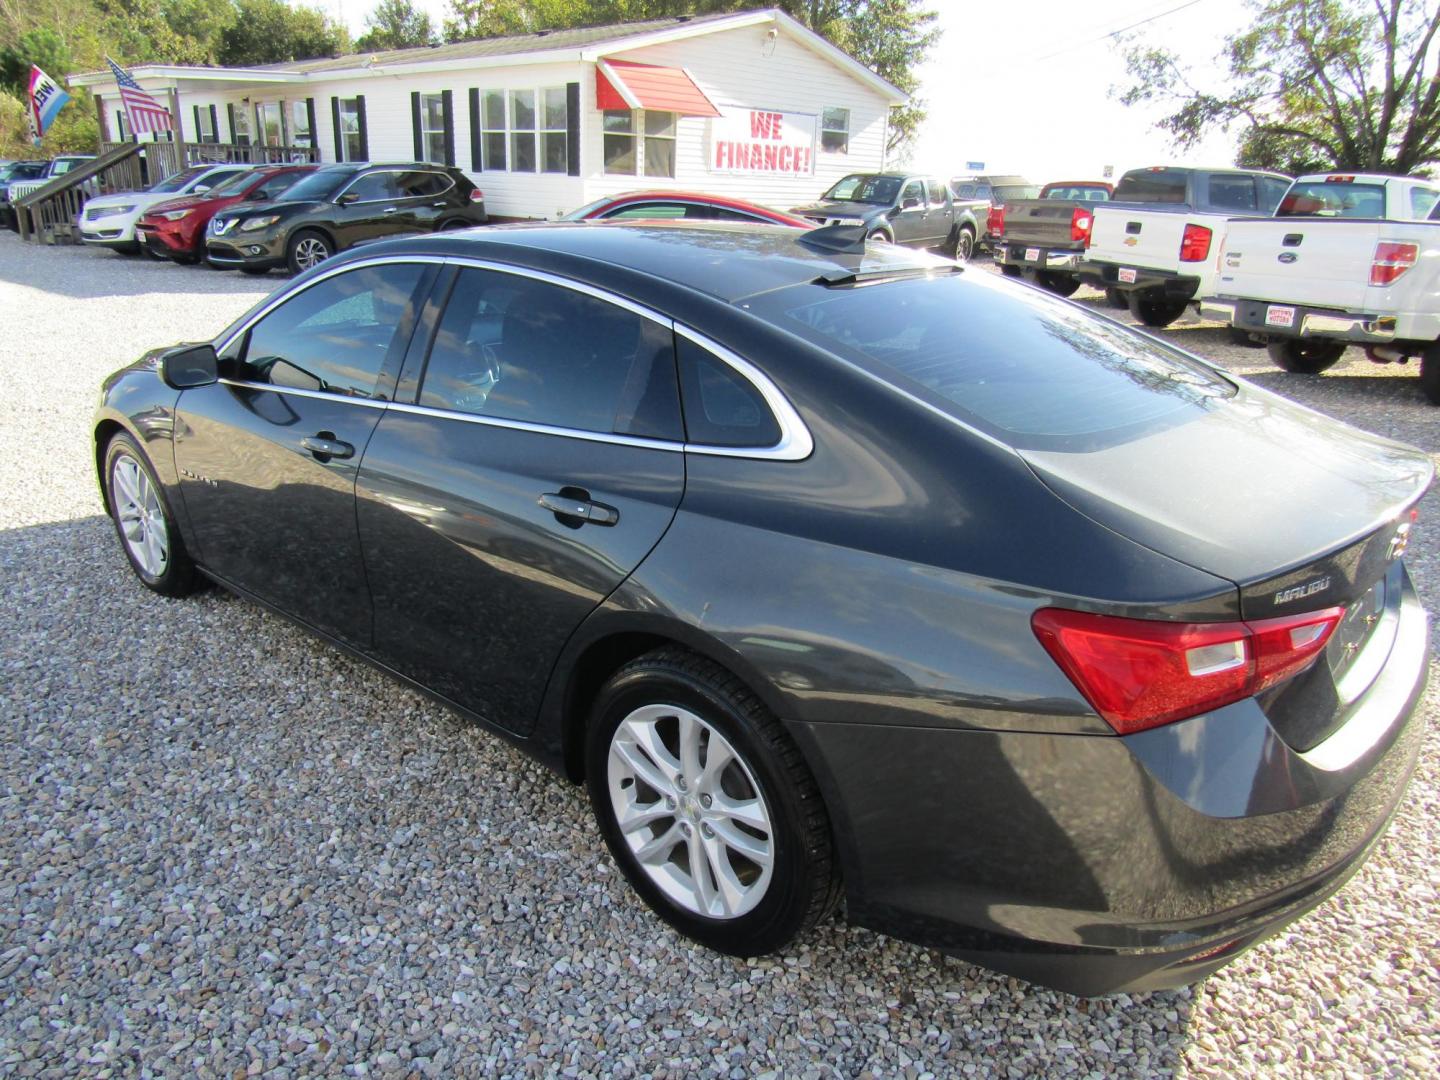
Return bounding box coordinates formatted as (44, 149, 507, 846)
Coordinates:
(1, 232, 1437, 1079)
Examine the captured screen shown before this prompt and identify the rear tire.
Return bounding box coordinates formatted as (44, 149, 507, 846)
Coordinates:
(103, 432, 202, 598)
(1104, 287, 1128, 309)
(1420, 344, 1440, 405)
(586, 648, 841, 956)
(949, 227, 974, 262)
(1267, 338, 1345, 374)
(1127, 293, 1189, 328)
(1036, 271, 1081, 297)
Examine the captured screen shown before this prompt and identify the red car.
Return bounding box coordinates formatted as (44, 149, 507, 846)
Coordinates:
(135, 165, 315, 264)
(561, 190, 810, 227)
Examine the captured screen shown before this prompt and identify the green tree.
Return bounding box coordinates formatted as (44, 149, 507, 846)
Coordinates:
(217, 0, 351, 65)
(1119, 0, 1440, 175)
(443, 1, 938, 154)
(0, 27, 73, 96)
(357, 0, 438, 51)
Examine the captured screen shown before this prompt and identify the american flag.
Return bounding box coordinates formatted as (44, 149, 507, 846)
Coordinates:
(106, 57, 174, 134)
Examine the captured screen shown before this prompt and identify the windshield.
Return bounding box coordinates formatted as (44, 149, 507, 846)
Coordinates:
(6, 163, 46, 181)
(149, 166, 212, 194)
(822, 175, 902, 204)
(271, 169, 351, 202)
(204, 170, 262, 197)
(994, 184, 1040, 202)
(753, 272, 1234, 452)
(1277, 181, 1386, 218)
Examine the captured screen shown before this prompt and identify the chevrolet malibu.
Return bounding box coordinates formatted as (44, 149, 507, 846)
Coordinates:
(92, 222, 1430, 995)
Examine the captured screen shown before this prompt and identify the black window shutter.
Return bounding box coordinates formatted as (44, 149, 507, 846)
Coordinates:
(468, 89, 482, 172)
(566, 82, 580, 177)
(441, 89, 455, 167)
(331, 97, 343, 161)
(305, 98, 316, 152)
(411, 91, 423, 160)
(193, 104, 200, 142)
(208, 104, 218, 142)
(356, 96, 369, 160)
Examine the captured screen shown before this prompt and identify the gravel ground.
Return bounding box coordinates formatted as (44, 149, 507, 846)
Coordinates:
(1, 233, 1437, 1079)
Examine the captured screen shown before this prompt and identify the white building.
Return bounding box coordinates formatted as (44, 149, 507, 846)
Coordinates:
(69, 8, 905, 220)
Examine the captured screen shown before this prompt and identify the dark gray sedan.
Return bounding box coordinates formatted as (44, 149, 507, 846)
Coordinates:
(91, 222, 1430, 995)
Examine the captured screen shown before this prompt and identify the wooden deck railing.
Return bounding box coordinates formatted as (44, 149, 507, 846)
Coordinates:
(99, 140, 321, 176)
(15, 143, 144, 244)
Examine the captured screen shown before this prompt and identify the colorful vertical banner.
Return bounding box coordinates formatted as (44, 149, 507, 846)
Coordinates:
(27, 65, 71, 145)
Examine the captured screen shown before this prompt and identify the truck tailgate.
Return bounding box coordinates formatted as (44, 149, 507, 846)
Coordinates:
(1216, 219, 1382, 310)
(1087, 205, 1193, 272)
(1002, 199, 1079, 247)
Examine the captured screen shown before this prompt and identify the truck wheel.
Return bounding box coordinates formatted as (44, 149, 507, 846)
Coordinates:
(1420, 344, 1440, 405)
(865, 228, 892, 245)
(1000, 265, 1022, 278)
(1267, 339, 1345, 374)
(949, 227, 974, 262)
(1036, 272, 1081, 297)
(1104, 287, 1128, 309)
(1127, 293, 1189, 328)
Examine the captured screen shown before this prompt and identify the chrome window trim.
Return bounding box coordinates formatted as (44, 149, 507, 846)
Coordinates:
(212, 251, 813, 461)
(600, 198, 770, 224)
(332, 168, 454, 206)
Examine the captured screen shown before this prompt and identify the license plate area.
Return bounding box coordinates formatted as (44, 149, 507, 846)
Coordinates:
(1025, 247, 1041, 263)
(1118, 267, 1137, 284)
(1266, 304, 1296, 328)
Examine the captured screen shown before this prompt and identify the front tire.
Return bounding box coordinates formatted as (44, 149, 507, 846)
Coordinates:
(104, 432, 201, 597)
(287, 229, 333, 275)
(1267, 338, 1345, 374)
(586, 649, 840, 956)
(1127, 292, 1190, 327)
(947, 227, 974, 262)
(1000, 264, 1022, 278)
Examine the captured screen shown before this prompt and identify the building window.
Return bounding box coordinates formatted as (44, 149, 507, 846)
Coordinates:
(419, 92, 446, 164)
(255, 101, 284, 147)
(230, 104, 250, 146)
(510, 89, 537, 172)
(337, 98, 363, 161)
(821, 107, 849, 154)
(603, 110, 677, 178)
(195, 106, 216, 143)
(290, 101, 312, 148)
(541, 87, 568, 173)
(481, 90, 506, 170)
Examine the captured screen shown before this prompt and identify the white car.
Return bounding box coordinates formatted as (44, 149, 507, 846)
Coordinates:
(79, 163, 257, 254)
(1200, 173, 1440, 400)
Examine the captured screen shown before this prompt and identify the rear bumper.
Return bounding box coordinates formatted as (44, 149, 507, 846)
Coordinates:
(1202, 297, 1436, 345)
(1078, 260, 1200, 299)
(995, 242, 1084, 272)
(793, 570, 1429, 996)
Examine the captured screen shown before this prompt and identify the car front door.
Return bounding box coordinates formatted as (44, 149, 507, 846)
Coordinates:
(174, 261, 436, 648)
(891, 179, 927, 244)
(356, 264, 687, 733)
(332, 170, 413, 248)
(397, 169, 454, 232)
(927, 178, 955, 244)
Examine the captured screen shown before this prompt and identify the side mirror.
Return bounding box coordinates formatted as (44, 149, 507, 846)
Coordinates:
(159, 343, 219, 390)
(336, 191, 360, 206)
(901, 196, 921, 210)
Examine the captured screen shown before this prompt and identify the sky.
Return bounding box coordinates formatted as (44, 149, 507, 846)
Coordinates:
(326, 0, 1255, 183)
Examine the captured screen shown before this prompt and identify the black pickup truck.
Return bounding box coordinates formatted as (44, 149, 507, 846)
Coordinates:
(991, 180, 1111, 295)
(792, 173, 969, 258)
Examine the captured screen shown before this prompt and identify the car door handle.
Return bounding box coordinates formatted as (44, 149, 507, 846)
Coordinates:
(539, 491, 618, 526)
(431, 202, 447, 208)
(301, 435, 354, 460)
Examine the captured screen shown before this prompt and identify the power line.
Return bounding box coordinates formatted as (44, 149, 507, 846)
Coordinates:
(1032, 0, 1206, 62)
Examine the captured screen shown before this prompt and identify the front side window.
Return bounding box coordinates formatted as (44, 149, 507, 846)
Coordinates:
(290, 100, 313, 148)
(510, 89, 537, 172)
(241, 264, 428, 399)
(821, 107, 849, 154)
(337, 98, 363, 161)
(822, 174, 900, 204)
(420, 93, 446, 164)
(900, 180, 925, 207)
(928, 179, 948, 204)
(343, 171, 401, 202)
(419, 267, 681, 439)
(603, 110, 677, 178)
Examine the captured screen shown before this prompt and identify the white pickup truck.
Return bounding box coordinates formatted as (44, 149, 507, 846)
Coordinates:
(1200, 173, 1440, 401)
(1079, 166, 1292, 326)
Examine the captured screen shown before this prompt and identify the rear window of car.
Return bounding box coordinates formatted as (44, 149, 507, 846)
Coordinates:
(1277, 181, 1386, 218)
(754, 272, 1234, 452)
(993, 184, 1040, 202)
(1113, 169, 1189, 203)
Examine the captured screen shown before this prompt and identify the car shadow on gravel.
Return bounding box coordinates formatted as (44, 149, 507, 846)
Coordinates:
(0, 231, 274, 300)
(1, 513, 1199, 1076)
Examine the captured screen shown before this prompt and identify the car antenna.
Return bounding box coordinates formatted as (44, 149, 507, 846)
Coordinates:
(797, 222, 868, 254)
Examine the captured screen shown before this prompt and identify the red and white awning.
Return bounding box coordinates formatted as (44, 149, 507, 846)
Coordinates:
(595, 59, 721, 117)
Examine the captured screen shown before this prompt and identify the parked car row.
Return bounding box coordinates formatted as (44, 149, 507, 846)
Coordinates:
(0, 155, 94, 230)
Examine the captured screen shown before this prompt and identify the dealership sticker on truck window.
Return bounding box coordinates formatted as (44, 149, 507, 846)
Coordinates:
(1118, 267, 1137, 283)
(1266, 305, 1296, 328)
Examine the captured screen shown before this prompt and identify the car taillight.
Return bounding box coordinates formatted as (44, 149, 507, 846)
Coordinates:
(988, 206, 1005, 236)
(1370, 241, 1418, 285)
(1179, 223, 1212, 262)
(1070, 207, 1093, 244)
(1031, 606, 1345, 735)
(470, 189, 485, 203)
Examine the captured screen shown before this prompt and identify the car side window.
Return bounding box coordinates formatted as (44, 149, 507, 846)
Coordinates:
(1208, 175, 1258, 211)
(419, 267, 683, 439)
(606, 203, 690, 219)
(1411, 186, 1439, 220)
(928, 179, 948, 205)
(240, 264, 428, 398)
(398, 171, 451, 198)
(900, 180, 925, 207)
(1258, 176, 1291, 214)
(676, 337, 781, 448)
(344, 172, 401, 202)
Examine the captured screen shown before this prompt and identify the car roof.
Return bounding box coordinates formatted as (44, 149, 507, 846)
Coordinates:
(353, 220, 954, 304)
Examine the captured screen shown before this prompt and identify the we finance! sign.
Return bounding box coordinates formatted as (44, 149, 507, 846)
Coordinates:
(710, 106, 817, 176)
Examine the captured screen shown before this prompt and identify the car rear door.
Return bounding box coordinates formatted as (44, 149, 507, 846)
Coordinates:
(355, 263, 687, 734)
(396, 169, 454, 232)
(175, 260, 437, 649)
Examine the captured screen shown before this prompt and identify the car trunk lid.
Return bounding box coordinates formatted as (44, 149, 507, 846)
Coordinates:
(1216, 218, 1383, 310)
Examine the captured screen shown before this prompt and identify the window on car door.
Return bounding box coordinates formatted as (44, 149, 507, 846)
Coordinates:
(343, 171, 402, 202)
(1207, 175, 1258, 211)
(241, 263, 429, 398)
(418, 267, 683, 439)
(605, 202, 691, 219)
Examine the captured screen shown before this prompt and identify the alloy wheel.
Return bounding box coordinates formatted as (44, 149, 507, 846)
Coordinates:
(606, 703, 775, 919)
(111, 453, 169, 577)
(293, 237, 329, 270)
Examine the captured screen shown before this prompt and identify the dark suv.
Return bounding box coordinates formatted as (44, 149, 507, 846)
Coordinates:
(206, 162, 487, 275)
